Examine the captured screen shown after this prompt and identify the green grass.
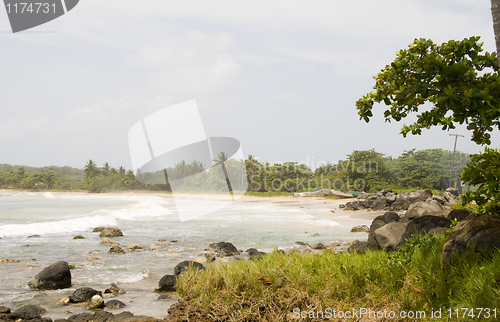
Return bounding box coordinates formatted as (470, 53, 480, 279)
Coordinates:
(172, 234, 500, 321)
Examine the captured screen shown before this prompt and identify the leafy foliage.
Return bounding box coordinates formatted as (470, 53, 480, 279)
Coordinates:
(356, 36, 500, 145)
(461, 147, 500, 214)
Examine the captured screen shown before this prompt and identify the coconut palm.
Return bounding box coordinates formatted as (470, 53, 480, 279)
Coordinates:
(213, 152, 233, 195)
(102, 162, 110, 176)
(84, 160, 98, 179)
(118, 166, 125, 175)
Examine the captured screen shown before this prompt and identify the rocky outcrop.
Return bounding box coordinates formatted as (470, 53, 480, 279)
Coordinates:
(156, 274, 176, 292)
(208, 242, 240, 257)
(442, 214, 500, 270)
(366, 212, 400, 250)
(28, 261, 71, 290)
(99, 227, 123, 237)
(69, 287, 102, 303)
(343, 189, 459, 212)
(347, 240, 368, 253)
(174, 261, 205, 276)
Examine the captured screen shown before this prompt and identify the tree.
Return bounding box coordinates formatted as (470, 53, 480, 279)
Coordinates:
(102, 162, 110, 176)
(356, 36, 500, 213)
(356, 37, 500, 145)
(213, 152, 233, 194)
(84, 160, 98, 179)
(492, 0, 500, 65)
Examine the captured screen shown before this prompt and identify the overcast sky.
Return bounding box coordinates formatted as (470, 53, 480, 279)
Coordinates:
(0, 0, 498, 170)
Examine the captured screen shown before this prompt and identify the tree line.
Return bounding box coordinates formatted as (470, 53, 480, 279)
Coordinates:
(0, 148, 469, 193)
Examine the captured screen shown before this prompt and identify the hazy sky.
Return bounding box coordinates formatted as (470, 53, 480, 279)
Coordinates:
(1, 0, 498, 170)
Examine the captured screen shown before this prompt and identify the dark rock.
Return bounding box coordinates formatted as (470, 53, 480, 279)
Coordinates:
(392, 192, 411, 210)
(28, 261, 71, 290)
(351, 225, 369, 233)
(347, 241, 368, 253)
(311, 242, 326, 250)
(107, 311, 135, 322)
(398, 216, 452, 248)
(73, 235, 84, 239)
(294, 241, 309, 246)
(448, 209, 471, 222)
(69, 287, 102, 303)
(93, 311, 114, 322)
(157, 294, 172, 300)
(104, 283, 125, 294)
(67, 312, 94, 321)
(208, 242, 239, 256)
(101, 238, 119, 246)
(373, 221, 407, 251)
(0, 306, 10, 314)
(245, 248, 267, 257)
(93, 227, 105, 232)
(105, 299, 126, 309)
(12, 305, 47, 319)
(442, 214, 500, 270)
(156, 274, 176, 292)
(445, 187, 459, 197)
(108, 246, 125, 254)
(99, 228, 123, 238)
(28, 234, 40, 238)
(366, 212, 400, 250)
(409, 189, 433, 203)
(370, 197, 388, 210)
(174, 261, 205, 276)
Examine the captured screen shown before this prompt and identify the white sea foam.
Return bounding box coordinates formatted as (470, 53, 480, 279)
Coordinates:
(43, 192, 55, 198)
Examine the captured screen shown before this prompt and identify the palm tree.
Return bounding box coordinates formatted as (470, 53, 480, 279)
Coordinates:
(118, 166, 125, 175)
(492, 0, 500, 64)
(84, 160, 97, 179)
(102, 162, 110, 176)
(213, 152, 234, 197)
(175, 160, 187, 185)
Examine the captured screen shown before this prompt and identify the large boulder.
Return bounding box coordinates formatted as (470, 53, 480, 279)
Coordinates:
(11, 305, 46, 320)
(366, 212, 400, 250)
(373, 221, 407, 251)
(87, 294, 105, 310)
(351, 225, 370, 233)
(447, 209, 472, 222)
(409, 189, 433, 203)
(405, 200, 449, 220)
(398, 216, 452, 248)
(69, 287, 102, 303)
(442, 214, 500, 270)
(347, 240, 368, 253)
(156, 274, 176, 292)
(174, 261, 205, 276)
(369, 197, 388, 210)
(445, 187, 459, 197)
(99, 227, 123, 237)
(28, 261, 71, 290)
(208, 242, 240, 257)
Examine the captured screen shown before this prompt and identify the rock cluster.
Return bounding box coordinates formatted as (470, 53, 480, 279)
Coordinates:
(342, 188, 459, 211)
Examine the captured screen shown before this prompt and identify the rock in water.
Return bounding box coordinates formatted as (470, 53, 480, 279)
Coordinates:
(108, 246, 125, 254)
(11, 305, 46, 319)
(87, 294, 105, 310)
(69, 287, 102, 303)
(99, 227, 123, 237)
(208, 241, 240, 257)
(101, 238, 120, 246)
(28, 261, 71, 290)
(351, 225, 370, 233)
(174, 261, 205, 276)
(104, 283, 125, 294)
(105, 299, 126, 309)
(0, 306, 10, 313)
(93, 227, 105, 232)
(156, 274, 176, 292)
(73, 235, 84, 239)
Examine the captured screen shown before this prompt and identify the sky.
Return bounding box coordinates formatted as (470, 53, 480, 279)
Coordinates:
(0, 0, 499, 170)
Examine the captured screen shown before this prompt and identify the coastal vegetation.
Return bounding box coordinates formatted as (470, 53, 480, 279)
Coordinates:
(0, 148, 470, 195)
(171, 233, 500, 321)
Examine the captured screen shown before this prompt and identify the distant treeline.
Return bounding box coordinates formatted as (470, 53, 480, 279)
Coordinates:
(0, 148, 469, 193)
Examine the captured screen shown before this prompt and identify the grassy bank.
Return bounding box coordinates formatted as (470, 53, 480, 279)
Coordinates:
(171, 233, 500, 321)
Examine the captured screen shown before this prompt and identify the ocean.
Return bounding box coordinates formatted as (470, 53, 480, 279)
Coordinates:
(0, 192, 375, 319)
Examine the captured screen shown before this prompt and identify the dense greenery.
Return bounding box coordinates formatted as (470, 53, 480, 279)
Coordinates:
(173, 233, 500, 321)
(356, 36, 500, 213)
(0, 147, 468, 193)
